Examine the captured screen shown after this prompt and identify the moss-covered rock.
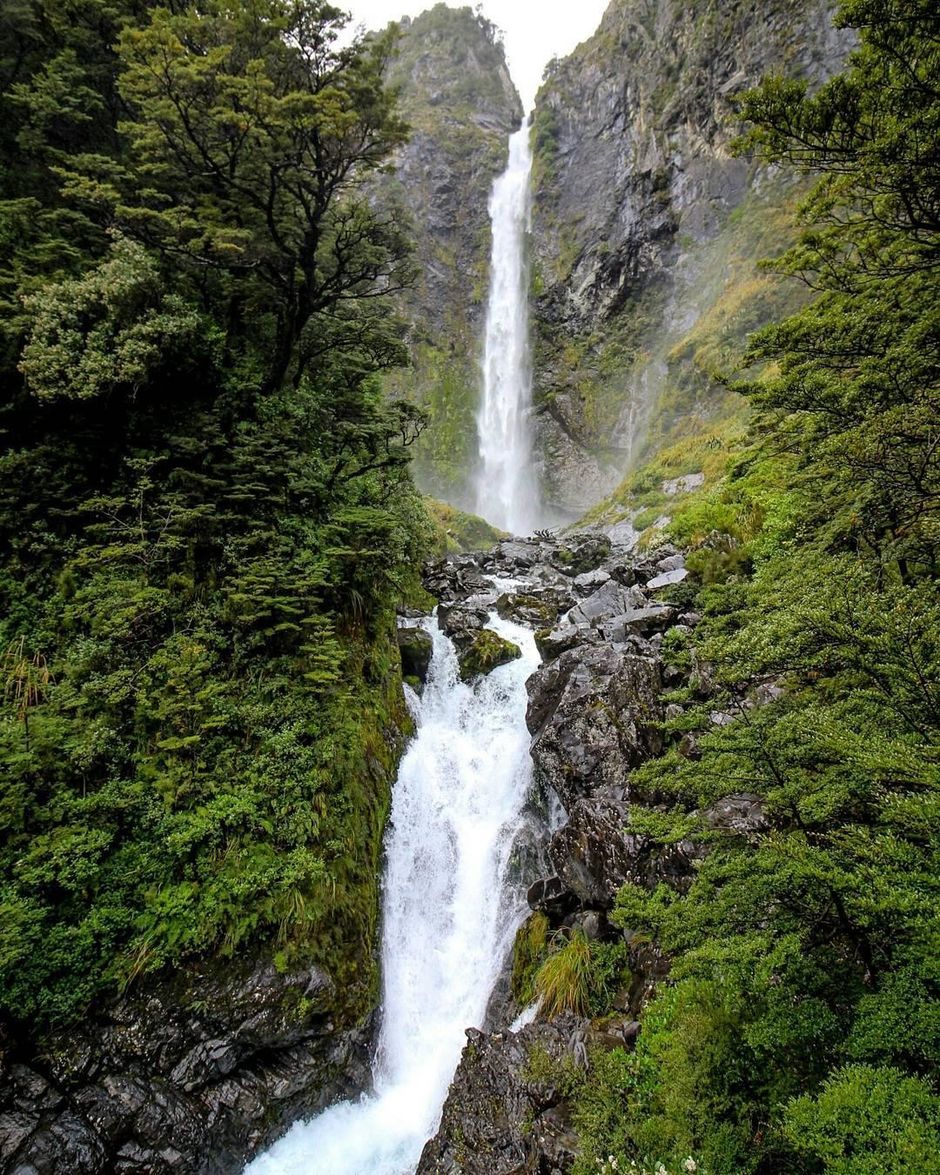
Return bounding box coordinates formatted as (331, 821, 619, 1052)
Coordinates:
(397, 625, 433, 688)
(425, 498, 508, 556)
(457, 628, 522, 682)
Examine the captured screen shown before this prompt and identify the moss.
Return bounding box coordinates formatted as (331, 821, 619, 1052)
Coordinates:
(425, 498, 507, 555)
(457, 629, 521, 681)
(512, 911, 551, 1005)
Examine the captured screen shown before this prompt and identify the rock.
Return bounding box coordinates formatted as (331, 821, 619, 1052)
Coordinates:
(423, 557, 493, 604)
(704, 793, 768, 836)
(0, 959, 372, 1174)
(494, 539, 542, 570)
(597, 606, 676, 642)
(572, 567, 610, 595)
(566, 578, 648, 627)
(437, 604, 488, 648)
(549, 532, 612, 576)
(550, 799, 704, 907)
(529, 0, 852, 515)
(534, 622, 595, 664)
(417, 1021, 577, 1175)
(646, 567, 689, 591)
(458, 629, 522, 681)
(496, 591, 568, 628)
(662, 473, 705, 496)
(396, 626, 432, 687)
(526, 875, 577, 919)
(527, 649, 664, 808)
(606, 520, 638, 549)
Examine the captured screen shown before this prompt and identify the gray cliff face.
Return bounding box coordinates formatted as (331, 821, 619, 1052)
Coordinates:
(0, 958, 371, 1173)
(382, 5, 523, 502)
(528, 0, 854, 514)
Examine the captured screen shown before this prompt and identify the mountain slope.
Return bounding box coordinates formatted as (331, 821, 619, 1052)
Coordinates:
(529, 0, 854, 515)
(383, 5, 523, 502)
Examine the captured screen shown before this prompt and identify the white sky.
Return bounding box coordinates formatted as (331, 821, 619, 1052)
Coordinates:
(344, 0, 611, 110)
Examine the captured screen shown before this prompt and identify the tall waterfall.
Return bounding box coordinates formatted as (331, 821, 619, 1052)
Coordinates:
(474, 121, 540, 535)
(246, 609, 540, 1174)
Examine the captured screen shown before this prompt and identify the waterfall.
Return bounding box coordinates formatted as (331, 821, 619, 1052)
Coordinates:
(246, 608, 541, 1174)
(474, 121, 540, 535)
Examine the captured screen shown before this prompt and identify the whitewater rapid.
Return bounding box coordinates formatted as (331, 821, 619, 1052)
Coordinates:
(246, 607, 541, 1174)
(475, 121, 540, 534)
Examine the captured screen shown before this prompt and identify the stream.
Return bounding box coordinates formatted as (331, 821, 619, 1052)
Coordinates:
(245, 609, 542, 1173)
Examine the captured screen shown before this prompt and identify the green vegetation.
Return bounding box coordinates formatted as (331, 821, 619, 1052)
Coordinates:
(511, 911, 551, 1006)
(425, 499, 507, 556)
(0, 0, 431, 1032)
(535, 930, 594, 1018)
(458, 629, 521, 681)
(568, 3, 940, 1171)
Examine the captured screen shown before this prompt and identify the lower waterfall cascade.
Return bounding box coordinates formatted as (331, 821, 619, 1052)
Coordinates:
(245, 607, 542, 1174)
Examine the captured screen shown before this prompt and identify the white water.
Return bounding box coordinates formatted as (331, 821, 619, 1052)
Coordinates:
(246, 609, 541, 1174)
(475, 121, 540, 535)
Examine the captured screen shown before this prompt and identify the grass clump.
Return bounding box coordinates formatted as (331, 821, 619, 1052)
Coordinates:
(511, 912, 551, 1006)
(535, 929, 594, 1018)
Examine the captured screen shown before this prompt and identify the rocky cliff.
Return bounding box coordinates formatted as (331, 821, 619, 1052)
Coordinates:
(382, 5, 523, 503)
(528, 0, 854, 515)
(417, 530, 768, 1172)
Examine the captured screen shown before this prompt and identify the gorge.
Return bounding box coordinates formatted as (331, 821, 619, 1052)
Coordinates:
(1, 2, 938, 1174)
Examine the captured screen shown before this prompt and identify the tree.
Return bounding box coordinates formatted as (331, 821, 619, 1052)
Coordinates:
(61, 0, 413, 394)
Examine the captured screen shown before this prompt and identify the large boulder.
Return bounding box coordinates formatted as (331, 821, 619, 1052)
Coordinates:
(526, 649, 664, 808)
(397, 626, 433, 687)
(565, 578, 648, 627)
(549, 532, 612, 577)
(417, 1021, 578, 1175)
(496, 589, 572, 627)
(458, 629, 522, 682)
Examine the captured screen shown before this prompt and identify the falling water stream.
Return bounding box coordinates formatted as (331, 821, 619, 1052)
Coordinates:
(246, 607, 542, 1174)
(475, 121, 540, 534)
(247, 122, 542, 1174)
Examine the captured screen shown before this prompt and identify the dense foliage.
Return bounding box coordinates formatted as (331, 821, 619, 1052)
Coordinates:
(0, 0, 430, 1030)
(569, 3, 940, 1172)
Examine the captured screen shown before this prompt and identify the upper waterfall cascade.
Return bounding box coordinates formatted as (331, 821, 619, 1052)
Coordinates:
(475, 121, 541, 535)
(245, 609, 541, 1174)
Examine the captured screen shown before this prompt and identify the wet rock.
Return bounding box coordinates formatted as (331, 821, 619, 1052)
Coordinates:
(417, 1021, 577, 1175)
(527, 649, 664, 808)
(496, 591, 568, 628)
(424, 557, 493, 604)
(549, 533, 612, 576)
(397, 626, 433, 687)
(534, 622, 596, 664)
(549, 799, 703, 907)
(458, 629, 522, 681)
(0, 960, 372, 1174)
(527, 875, 577, 919)
(437, 604, 488, 648)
